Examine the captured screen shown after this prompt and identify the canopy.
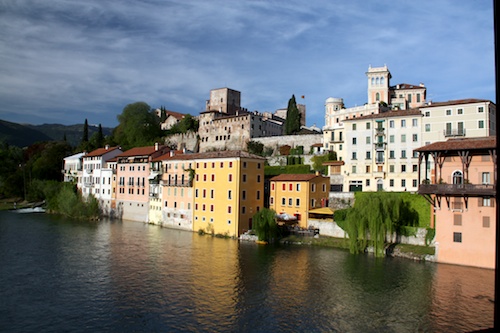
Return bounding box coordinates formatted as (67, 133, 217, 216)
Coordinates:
(308, 207, 334, 215)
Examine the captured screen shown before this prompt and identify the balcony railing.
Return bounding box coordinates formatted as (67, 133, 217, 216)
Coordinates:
(163, 181, 193, 187)
(374, 142, 386, 151)
(418, 183, 495, 196)
(444, 128, 466, 137)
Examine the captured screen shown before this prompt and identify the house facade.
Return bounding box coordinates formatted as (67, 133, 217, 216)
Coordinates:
(269, 173, 330, 228)
(416, 137, 496, 269)
(62, 152, 86, 183)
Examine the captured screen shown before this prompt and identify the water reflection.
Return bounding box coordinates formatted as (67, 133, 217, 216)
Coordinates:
(0, 212, 494, 332)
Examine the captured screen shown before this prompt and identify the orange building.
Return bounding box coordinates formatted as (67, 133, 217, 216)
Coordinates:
(269, 174, 330, 228)
(416, 137, 496, 269)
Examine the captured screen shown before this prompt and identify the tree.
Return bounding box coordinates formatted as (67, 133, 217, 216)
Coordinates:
(311, 151, 337, 174)
(252, 208, 278, 242)
(82, 119, 89, 143)
(113, 102, 162, 149)
(284, 95, 301, 135)
(89, 124, 105, 149)
(247, 140, 264, 155)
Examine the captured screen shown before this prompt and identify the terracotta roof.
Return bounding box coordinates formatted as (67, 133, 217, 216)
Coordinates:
(415, 136, 496, 152)
(165, 110, 185, 120)
(153, 150, 265, 162)
(311, 143, 323, 147)
(420, 99, 492, 108)
(322, 160, 345, 166)
(270, 174, 321, 181)
(344, 108, 422, 121)
(85, 146, 121, 157)
(117, 145, 169, 158)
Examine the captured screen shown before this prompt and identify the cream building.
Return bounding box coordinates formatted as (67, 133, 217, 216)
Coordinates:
(62, 152, 86, 183)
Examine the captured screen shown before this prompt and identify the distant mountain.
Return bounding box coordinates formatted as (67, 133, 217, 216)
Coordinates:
(0, 119, 113, 147)
(0, 119, 52, 147)
(25, 123, 113, 147)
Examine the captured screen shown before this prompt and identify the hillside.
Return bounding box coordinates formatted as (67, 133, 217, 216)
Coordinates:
(0, 119, 114, 147)
(0, 119, 52, 147)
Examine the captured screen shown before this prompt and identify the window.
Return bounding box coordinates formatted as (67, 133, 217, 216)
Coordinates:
(389, 165, 395, 173)
(412, 134, 418, 142)
(352, 152, 357, 160)
(365, 165, 370, 173)
(296, 183, 301, 191)
(366, 136, 371, 144)
(412, 179, 418, 187)
(401, 165, 406, 172)
(312, 184, 316, 192)
(408, 94, 412, 103)
(270, 197, 274, 205)
(480, 197, 493, 207)
(401, 179, 406, 187)
(257, 191, 260, 200)
(352, 137, 357, 145)
(210, 205, 214, 212)
(257, 175, 261, 182)
(282, 183, 286, 191)
(228, 174, 233, 182)
(288, 198, 293, 206)
(202, 204, 206, 211)
(389, 120, 394, 128)
(202, 189, 206, 198)
(228, 190, 232, 199)
(453, 232, 462, 243)
(281, 198, 286, 205)
(242, 207, 246, 214)
(323, 184, 326, 192)
(203, 174, 207, 181)
(401, 134, 406, 143)
(389, 135, 394, 143)
(389, 179, 394, 187)
(243, 162, 247, 168)
(211, 174, 215, 182)
(289, 184, 293, 191)
(366, 122, 371, 129)
(425, 124, 431, 132)
(366, 179, 370, 187)
(412, 119, 418, 127)
(220, 162, 224, 168)
(271, 183, 275, 191)
(352, 124, 357, 130)
(446, 109, 452, 116)
(425, 111, 430, 117)
(311, 199, 316, 207)
(211, 189, 214, 199)
(296, 198, 300, 206)
(389, 150, 395, 159)
(413, 164, 418, 172)
(243, 174, 247, 182)
(228, 206, 232, 213)
(229, 162, 233, 168)
(483, 216, 490, 228)
(416, 94, 421, 103)
(457, 108, 463, 115)
(478, 106, 484, 113)
(242, 190, 246, 200)
(401, 119, 406, 128)
(454, 214, 462, 226)
(478, 120, 484, 129)
(482, 172, 491, 184)
(195, 189, 199, 198)
(352, 165, 356, 174)
(401, 150, 407, 158)
(366, 151, 371, 159)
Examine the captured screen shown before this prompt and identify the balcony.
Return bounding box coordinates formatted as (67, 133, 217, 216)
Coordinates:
(164, 181, 193, 187)
(374, 142, 386, 151)
(444, 128, 466, 137)
(375, 127, 385, 133)
(418, 183, 495, 197)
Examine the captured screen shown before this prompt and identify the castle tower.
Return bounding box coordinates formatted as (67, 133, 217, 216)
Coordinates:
(366, 65, 391, 105)
(205, 88, 241, 114)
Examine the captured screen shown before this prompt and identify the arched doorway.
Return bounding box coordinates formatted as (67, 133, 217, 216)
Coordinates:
(452, 170, 463, 185)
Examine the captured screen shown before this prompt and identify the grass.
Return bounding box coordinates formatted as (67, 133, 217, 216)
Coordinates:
(394, 243, 435, 256)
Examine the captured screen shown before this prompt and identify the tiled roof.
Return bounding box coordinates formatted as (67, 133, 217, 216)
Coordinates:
(153, 150, 265, 162)
(415, 136, 496, 152)
(165, 110, 185, 120)
(85, 146, 121, 157)
(322, 160, 345, 166)
(420, 98, 492, 108)
(391, 83, 425, 90)
(270, 174, 321, 181)
(117, 145, 169, 158)
(344, 108, 422, 121)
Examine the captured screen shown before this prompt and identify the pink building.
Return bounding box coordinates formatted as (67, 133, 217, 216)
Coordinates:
(115, 144, 170, 222)
(416, 137, 496, 269)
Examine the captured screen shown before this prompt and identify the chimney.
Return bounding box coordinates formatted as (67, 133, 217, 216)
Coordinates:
(105, 144, 110, 150)
(154, 142, 159, 151)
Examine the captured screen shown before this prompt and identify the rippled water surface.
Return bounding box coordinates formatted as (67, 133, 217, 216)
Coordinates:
(0, 211, 494, 332)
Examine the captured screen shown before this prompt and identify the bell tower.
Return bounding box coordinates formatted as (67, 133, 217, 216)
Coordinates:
(366, 65, 391, 105)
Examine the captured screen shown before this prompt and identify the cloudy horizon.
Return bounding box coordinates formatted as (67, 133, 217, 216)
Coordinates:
(0, 0, 495, 128)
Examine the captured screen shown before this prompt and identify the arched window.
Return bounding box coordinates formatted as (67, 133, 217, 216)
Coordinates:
(380, 77, 384, 85)
(452, 170, 463, 185)
(376, 92, 380, 101)
(376, 77, 380, 85)
(371, 77, 375, 86)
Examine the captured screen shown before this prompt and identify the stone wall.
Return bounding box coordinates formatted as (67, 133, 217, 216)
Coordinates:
(252, 134, 323, 157)
(164, 132, 199, 152)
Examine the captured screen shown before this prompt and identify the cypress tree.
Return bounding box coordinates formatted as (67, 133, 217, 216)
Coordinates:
(96, 124, 104, 148)
(82, 119, 89, 143)
(285, 95, 301, 135)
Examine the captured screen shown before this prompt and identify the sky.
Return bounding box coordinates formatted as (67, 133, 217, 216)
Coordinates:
(0, 0, 495, 128)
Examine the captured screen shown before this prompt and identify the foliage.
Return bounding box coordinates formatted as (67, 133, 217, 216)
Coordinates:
(165, 114, 199, 135)
(286, 156, 302, 165)
(247, 140, 264, 155)
(398, 192, 431, 228)
(82, 119, 89, 144)
(252, 208, 278, 242)
(113, 102, 163, 150)
(341, 192, 419, 257)
(30, 141, 73, 181)
(264, 165, 311, 177)
(311, 151, 337, 174)
(284, 95, 301, 135)
(89, 124, 105, 149)
(425, 227, 436, 246)
(333, 208, 349, 222)
(279, 145, 291, 155)
(263, 146, 274, 156)
(0, 142, 24, 198)
(289, 146, 304, 155)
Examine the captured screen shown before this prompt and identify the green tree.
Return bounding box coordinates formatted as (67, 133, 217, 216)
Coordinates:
(342, 192, 419, 257)
(113, 102, 162, 149)
(252, 208, 278, 242)
(311, 151, 337, 174)
(31, 141, 73, 181)
(247, 140, 264, 155)
(284, 95, 301, 135)
(89, 124, 105, 149)
(166, 114, 199, 134)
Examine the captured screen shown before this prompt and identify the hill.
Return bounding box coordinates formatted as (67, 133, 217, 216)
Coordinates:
(26, 123, 113, 147)
(0, 119, 114, 147)
(0, 119, 52, 147)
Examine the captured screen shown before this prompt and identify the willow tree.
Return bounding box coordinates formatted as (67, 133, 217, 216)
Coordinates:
(252, 208, 278, 242)
(343, 193, 417, 257)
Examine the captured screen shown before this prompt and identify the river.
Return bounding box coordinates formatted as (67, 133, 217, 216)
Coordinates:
(0, 211, 494, 332)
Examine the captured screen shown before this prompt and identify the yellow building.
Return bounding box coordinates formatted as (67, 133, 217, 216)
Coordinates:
(269, 174, 330, 228)
(192, 151, 265, 237)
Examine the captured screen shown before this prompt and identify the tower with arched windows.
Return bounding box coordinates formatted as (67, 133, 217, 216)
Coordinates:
(366, 65, 391, 105)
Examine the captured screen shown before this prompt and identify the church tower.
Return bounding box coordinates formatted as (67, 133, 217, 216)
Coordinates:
(366, 65, 391, 105)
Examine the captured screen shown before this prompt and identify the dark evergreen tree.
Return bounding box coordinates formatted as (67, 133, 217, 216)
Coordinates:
(285, 95, 301, 135)
(96, 124, 104, 148)
(82, 119, 89, 143)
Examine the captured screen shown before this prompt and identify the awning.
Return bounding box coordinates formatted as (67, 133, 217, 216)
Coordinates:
(148, 172, 159, 180)
(308, 207, 334, 215)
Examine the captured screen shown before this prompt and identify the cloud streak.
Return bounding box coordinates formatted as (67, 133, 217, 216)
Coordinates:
(0, 0, 494, 127)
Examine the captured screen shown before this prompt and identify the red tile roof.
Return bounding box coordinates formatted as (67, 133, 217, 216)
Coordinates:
(85, 146, 121, 157)
(344, 108, 422, 121)
(415, 136, 496, 152)
(152, 150, 265, 162)
(117, 145, 170, 158)
(420, 99, 492, 108)
(391, 83, 425, 90)
(165, 110, 186, 120)
(270, 174, 321, 181)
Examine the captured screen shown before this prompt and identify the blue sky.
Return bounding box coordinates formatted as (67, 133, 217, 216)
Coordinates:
(0, 0, 495, 128)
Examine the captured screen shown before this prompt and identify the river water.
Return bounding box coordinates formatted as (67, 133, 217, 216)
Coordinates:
(0, 211, 494, 332)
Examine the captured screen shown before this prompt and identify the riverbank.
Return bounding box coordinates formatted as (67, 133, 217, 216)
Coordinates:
(280, 235, 436, 262)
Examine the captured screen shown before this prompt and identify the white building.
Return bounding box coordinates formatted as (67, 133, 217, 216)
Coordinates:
(62, 152, 86, 183)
